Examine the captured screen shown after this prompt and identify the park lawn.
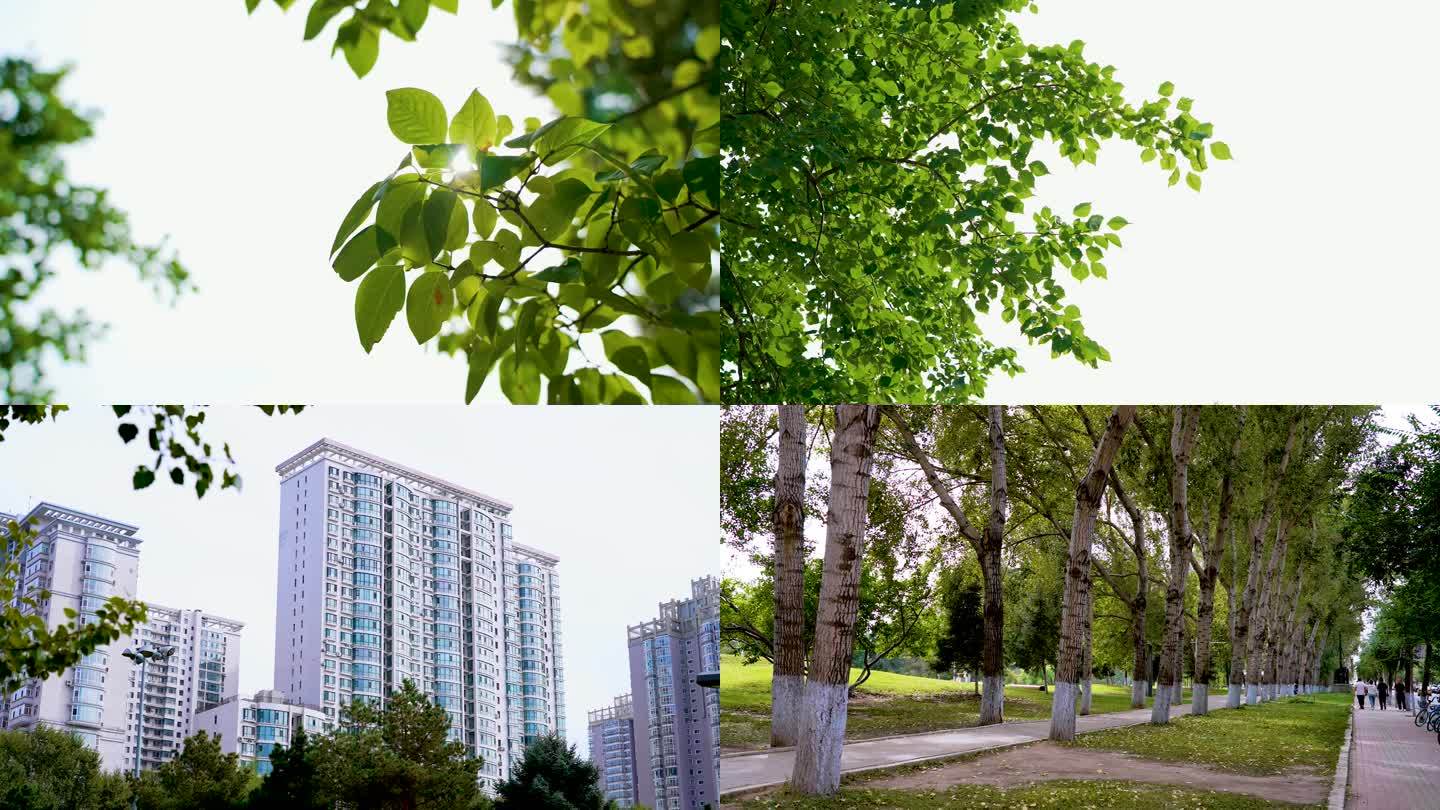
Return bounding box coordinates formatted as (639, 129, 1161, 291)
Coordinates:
(722, 655, 1184, 750)
(730, 779, 1310, 810)
(1069, 693, 1351, 775)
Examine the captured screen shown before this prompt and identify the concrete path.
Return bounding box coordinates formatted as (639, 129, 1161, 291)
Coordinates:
(1347, 703, 1440, 809)
(721, 693, 1227, 797)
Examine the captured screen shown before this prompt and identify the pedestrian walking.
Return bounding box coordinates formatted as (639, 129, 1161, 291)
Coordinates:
(1355, 678, 1367, 709)
(1367, 679, 1377, 709)
(1377, 678, 1389, 710)
(1395, 679, 1407, 711)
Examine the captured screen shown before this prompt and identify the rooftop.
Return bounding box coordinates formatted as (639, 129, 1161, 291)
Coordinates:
(275, 438, 513, 514)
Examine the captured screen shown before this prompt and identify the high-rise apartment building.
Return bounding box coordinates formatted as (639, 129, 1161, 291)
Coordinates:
(124, 604, 244, 771)
(627, 577, 720, 810)
(588, 693, 639, 808)
(273, 438, 566, 789)
(194, 688, 330, 775)
(0, 503, 143, 770)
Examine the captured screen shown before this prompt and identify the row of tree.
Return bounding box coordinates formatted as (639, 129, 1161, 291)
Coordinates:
(721, 405, 1373, 795)
(0, 679, 610, 810)
(1344, 408, 1440, 693)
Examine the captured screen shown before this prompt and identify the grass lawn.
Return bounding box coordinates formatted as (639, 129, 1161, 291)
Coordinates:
(722, 655, 1189, 750)
(730, 779, 1310, 809)
(1068, 692, 1351, 775)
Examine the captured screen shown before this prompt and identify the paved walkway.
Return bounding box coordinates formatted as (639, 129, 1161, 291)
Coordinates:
(1347, 704, 1440, 809)
(721, 693, 1226, 797)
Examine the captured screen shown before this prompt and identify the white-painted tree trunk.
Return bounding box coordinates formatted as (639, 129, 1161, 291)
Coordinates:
(1192, 682, 1208, 715)
(1151, 684, 1172, 724)
(1051, 681, 1079, 739)
(1080, 677, 1093, 716)
(1247, 683, 1258, 705)
(772, 674, 804, 748)
(980, 674, 1004, 723)
(1133, 679, 1149, 708)
(791, 682, 848, 794)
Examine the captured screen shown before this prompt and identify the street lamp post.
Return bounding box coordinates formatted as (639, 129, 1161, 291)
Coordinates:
(122, 645, 176, 810)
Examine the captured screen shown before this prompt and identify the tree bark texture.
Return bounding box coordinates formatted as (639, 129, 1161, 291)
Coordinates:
(771, 405, 809, 747)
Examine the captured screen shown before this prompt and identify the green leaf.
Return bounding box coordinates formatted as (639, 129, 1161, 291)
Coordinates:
(533, 117, 612, 165)
(650, 375, 696, 404)
(411, 143, 464, 169)
(465, 341, 498, 404)
(1072, 202, 1091, 217)
(670, 230, 711, 263)
(1159, 81, 1175, 97)
(478, 154, 535, 190)
(385, 88, 448, 144)
(376, 178, 424, 241)
(450, 89, 497, 151)
(683, 156, 719, 207)
(399, 202, 437, 264)
(473, 199, 498, 238)
(1211, 141, 1232, 160)
(1107, 216, 1129, 230)
(527, 178, 592, 241)
(695, 25, 721, 62)
(423, 189, 458, 257)
(397, 0, 428, 34)
(601, 331, 652, 385)
(355, 265, 405, 353)
(332, 181, 383, 255)
(333, 225, 395, 282)
(499, 352, 541, 404)
(406, 269, 453, 343)
(762, 81, 783, 98)
(118, 423, 138, 443)
(532, 258, 582, 284)
(342, 26, 379, 78)
(1185, 172, 1202, 191)
(133, 467, 155, 490)
(304, 0, 348, 40)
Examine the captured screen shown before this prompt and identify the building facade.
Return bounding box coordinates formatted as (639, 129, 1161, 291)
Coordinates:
(193, 688, 330, 775)
(627, 577, 720, 810)
(588, 693, 639, 808)
(0, 503, 144, 771)
(273, 438, 566, 790)
(125, 604, 244, 772)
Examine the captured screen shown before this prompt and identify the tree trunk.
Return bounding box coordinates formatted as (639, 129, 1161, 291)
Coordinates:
(791, 405, 880, 795)
(1050, 405, 1137, 741)
(1080, 588, 1094, 716)
(979, 406, 1008, 725)
(1109, 470, 1149, 709)
(1152, 406, 1200, 725)
(1194, 407, 1243, 716)
(1227, 412, 1301, 708)
(771, 405, 808, 747)
(887, 406, 1008, 727)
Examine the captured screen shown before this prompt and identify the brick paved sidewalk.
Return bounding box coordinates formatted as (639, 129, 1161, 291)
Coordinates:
(1347, 703, 1440, 809)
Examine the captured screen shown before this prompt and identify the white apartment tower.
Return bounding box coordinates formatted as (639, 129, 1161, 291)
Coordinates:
(125, 604, 244, 771)
(0, 503, 143, 770)
(194, 688, 330, 776)
(273, 439, 566, 789)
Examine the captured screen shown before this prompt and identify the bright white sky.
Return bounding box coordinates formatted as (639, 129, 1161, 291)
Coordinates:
(0, 405, 720, 756)
(1, 0, 560, 402)
(980, 3, 1440, 402)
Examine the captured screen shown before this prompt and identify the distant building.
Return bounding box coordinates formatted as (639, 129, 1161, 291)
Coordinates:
(588, 693, 639, 807)
(0, 503, 144, 770)
(628, 577, 720, 810)
(194, 688, 329, 775)
(272, 438, 566, 789)
(124, 604, 244, 771)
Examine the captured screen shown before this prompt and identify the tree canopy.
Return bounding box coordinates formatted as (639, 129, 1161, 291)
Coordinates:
(723, 0, 1229, 403)
(0, 58, 190, 402)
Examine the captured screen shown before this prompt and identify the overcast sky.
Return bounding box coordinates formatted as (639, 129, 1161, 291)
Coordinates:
(0, 405, 719, 756)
